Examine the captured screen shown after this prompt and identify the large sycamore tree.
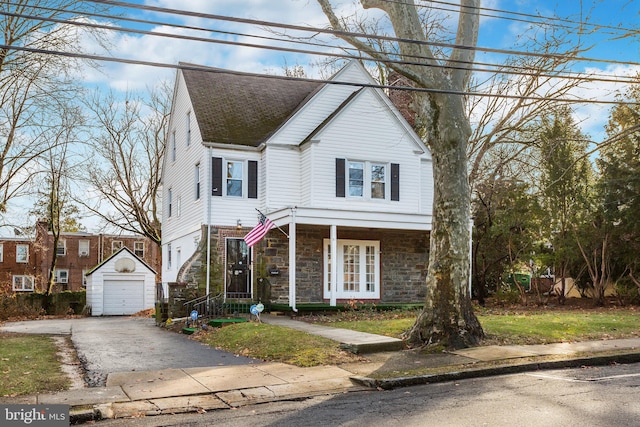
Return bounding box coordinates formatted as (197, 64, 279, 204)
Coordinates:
(318, 0, 483, 347)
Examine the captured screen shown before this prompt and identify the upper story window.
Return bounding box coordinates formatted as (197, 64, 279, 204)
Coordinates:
(134, 241, 144, 257)
(195, 163, 201, 200)
(186, 112, 191, 146)
(56, 240, 66, 256)
(0, 243, 3, 262)
(13, 275, 34, 292)
(371, 163, 386, 199)
(171, 130, 176, 162)
(79, 240, 90, 257)
(212, 157, 258, 199)
(348, 162, 364, 196)
(226, 161, 243, 197)
(336, 158, 399, 201)
(112, 241, 123, 253)
(16, 244, 28, 263)
(167, 243, 172, 269)
(167, 188, 173, 217)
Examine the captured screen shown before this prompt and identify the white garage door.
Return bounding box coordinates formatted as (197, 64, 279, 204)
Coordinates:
(103, 280, 145, 315)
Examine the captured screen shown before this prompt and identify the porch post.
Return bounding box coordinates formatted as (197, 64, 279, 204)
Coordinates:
(288, 207, 297, 312)
(330, 224, 337, 307)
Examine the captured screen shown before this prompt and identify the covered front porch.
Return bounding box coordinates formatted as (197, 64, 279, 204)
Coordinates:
(259, 206, 433, 311)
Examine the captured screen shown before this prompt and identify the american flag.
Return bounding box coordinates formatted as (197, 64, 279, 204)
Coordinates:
(243, 213, 275, 247)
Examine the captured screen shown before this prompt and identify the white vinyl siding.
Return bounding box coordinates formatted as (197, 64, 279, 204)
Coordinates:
(294, 89, 426, 215)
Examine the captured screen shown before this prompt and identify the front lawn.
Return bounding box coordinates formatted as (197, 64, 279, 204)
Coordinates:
(0, 333, 69, 397)
(312, 310, 640, 345)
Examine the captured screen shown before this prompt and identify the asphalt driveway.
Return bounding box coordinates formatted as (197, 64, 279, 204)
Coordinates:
(0, 317, 259, 386)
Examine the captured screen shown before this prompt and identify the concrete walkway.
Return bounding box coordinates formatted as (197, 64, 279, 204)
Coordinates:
(4, 315, 640, 423)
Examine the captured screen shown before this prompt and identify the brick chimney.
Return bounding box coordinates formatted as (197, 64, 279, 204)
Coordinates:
(387, 71, 416, 128)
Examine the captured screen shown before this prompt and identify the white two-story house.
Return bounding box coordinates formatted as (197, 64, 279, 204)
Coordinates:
(161, 60, 433, 310)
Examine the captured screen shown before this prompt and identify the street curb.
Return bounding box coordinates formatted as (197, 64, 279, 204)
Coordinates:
(351, 351, 640, 390)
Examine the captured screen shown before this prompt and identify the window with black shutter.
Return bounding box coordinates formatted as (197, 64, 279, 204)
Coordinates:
(336, 158, 345, 197)
(211, 157, 222, 196)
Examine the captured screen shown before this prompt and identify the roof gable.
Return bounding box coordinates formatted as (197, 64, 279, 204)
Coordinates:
(180, 64, 323, 147)
(85, 246, 156, 276)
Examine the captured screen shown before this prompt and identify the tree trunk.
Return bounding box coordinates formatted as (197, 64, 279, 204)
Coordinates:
(405, 94, 484, 349)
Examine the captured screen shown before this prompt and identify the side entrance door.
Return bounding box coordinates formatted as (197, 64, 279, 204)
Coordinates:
(226, 238, 251, 299)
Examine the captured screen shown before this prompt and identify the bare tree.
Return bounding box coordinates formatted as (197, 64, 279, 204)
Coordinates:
(467, 24, 591, 189)
(0, 0, 109, 223)
(30, 104, 84, 295)
(79, 84, 170, 246)
(318, 0, 483, 348)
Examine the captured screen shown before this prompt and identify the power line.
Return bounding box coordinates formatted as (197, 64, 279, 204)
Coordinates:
(85, 0, 640, 68)
(5, 5, 639, 87)
(2, 42, 638, 106)
(409, 0, 638, 37)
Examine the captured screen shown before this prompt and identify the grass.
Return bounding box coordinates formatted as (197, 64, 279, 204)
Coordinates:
(193, 308, 640, 368)
(194, 322, 364, 367)
(0, 333, 70, 397)
(316, 310, 640, 345)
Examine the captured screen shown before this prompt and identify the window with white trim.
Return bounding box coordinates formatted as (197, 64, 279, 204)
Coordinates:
(323, 239, 380, 299)
(167, 243, 172, 269)
(0, 243, 3, 262)
(370, 163, 386, 199)
(16, 244, 28, 263)
(167, 188, 173, 217)
(13, 275, 34, 292)
(226, 160, 243, 197)
(195, 163, 201, 200)
(78, 240, 90, 257)
(134, 241, 144, 257)
(337, 159, 396, 201)
(348, 162, 364, 196)
(56, 240, 66, 256)
(171, 130, 176, 162)
(186, 111, 191, 146)
(55, 269, 69, 284)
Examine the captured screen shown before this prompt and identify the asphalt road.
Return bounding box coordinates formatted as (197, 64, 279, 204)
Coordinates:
(94, 361, 640, 427)
(0, 317, 258, 386)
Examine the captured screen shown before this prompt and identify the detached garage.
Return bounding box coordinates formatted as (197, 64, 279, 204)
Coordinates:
(86, 247, 157, 316)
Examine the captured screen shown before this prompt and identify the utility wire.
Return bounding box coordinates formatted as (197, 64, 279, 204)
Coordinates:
(85, 0, 640, 68)
(3, 42, 638, 106)
(4, 6, 639, 86)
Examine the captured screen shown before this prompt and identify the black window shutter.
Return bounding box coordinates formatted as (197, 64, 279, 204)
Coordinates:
(336, 158, 346, 197)
(391, 163, 400, 201)
(211, 157, 222, 196)
(248, 160, 258, 199)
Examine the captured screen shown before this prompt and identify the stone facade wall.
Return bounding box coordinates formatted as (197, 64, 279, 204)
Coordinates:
(256, 225, 429, 304)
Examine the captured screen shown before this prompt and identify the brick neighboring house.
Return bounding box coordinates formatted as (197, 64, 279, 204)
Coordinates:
(0, 221, 161, 294)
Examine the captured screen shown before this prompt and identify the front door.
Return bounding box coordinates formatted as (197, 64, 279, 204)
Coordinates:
(226, 238, 251, 298)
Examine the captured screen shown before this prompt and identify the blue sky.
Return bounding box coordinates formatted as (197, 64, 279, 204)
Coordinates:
(82, 0, 638, 138)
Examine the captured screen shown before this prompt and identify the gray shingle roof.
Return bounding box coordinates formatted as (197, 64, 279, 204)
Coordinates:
(181, 64, 324, 147)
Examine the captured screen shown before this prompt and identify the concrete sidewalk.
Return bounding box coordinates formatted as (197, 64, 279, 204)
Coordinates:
(12, 316, 640, 423)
